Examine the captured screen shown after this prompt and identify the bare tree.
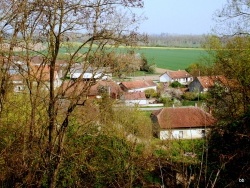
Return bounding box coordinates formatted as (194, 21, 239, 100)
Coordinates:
(214, 0, 250, 36)
(0, 0, 146, 187)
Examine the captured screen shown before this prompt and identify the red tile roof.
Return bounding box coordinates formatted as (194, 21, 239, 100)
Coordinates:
(164, 70, 192, 79)
(122, 92, 146, 100)
(151, 107, 216, 129)
(120, 80, 156, 90)
(197, 75, 229, 89)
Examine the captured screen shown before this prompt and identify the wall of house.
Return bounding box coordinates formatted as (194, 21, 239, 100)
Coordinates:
(188, 79, 204, 92)
(160, 74, 193, 84)
(70, 72, 111, 80)
(127, 86, 157, 92)
(159, 74, 171, 82)
(124, 99, 148, 105)
(178, 77, 193, 84)
(159, 128, 209, 140)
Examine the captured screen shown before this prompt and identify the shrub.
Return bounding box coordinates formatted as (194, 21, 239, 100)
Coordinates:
(145, 89, 158, 98)
(182, 92, 197, 101)
(170, 81, 182, 88)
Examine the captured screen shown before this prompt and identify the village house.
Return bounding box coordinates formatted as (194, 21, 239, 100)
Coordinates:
(10, 74, 26, 92)
(62, 80, 121, 100)
(188, 75, 229, 92)
(120, 91, 147, 105)
(29, 65, 62, 88)
(151, 106, 216, 140)
(119, 79, 157, 92)
(69, 63, 112, 80)
(88, 80, 122, 99)
(159, 70, 193, 85)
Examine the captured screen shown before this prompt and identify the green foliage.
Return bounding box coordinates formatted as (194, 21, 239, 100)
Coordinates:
(182, 92, 197, 101)
(170, 81, 182, 88)
(198, 92, 209, 100)
(140, 55, 156, 73)
(157, 96, 172, 106)
(185, 62, 208, 77)
(205, 36, 250, 120)
(144, 88, 158, 98)
(182, 92, 209, 101)
(113, 107, 152, 139)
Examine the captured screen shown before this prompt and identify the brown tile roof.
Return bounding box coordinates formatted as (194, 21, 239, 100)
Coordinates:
(120, 79, 156, 90)
(30, 65, 58, 81)
(9, 74, 24, 81)
(164, 70, 192, 79)
(197, 75, 229, 89)
(151, 107, 216, 129)
(31, 56, 45, 65)
(88, 80, 122, 96)
(61, 80, 92, 98)
(61, 80, 121, 98)
(122, 92, 146, 100)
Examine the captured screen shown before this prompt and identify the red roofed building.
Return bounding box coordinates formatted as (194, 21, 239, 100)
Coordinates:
(30, 65, 62, 88)
(9, 74, 26, 92)
(151, 107, 216, 140)
(88, 80, 122, 99)
(120, 91, 147, 105)
(159, 70, 193, 84)
(119, 79, 157, 92)
(62, 80, 122, 100)
(188, 75, 230, 92)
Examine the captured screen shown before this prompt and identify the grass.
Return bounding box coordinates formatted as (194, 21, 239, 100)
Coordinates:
(152, 138, 205, 163)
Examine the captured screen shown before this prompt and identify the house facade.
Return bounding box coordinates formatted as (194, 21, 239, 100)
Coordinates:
(151, 106, 216, 140)
(160, 70, 193, 84)
(119, 79, 157, 92)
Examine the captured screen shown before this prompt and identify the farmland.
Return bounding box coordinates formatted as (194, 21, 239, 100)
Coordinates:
(58, 43, 207, 70)
(136, 47, 207, 70)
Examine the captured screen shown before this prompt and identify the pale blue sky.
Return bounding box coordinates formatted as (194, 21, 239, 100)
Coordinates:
(137, 0, 227, 35)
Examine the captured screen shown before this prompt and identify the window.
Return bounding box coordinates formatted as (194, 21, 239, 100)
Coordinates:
(201, 130, 206, 137)
(179, 131, 183, 139)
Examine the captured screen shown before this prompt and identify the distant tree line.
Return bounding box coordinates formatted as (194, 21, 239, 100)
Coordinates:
(145, 33, 206, 48)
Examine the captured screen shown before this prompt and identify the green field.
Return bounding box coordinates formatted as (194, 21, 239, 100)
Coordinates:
(136, 47, 207, 70)
(59, 43, 208, 70)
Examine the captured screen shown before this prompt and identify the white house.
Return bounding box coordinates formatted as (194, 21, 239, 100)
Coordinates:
(151, 106, 216, 140)
(160, 70, 193, 84)
(119, 79, 157, 92)
(120, 91, 147, 105)
(10, 74, 26, 92)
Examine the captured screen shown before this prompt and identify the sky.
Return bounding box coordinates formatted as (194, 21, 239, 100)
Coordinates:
(136, 0, 228, 35)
